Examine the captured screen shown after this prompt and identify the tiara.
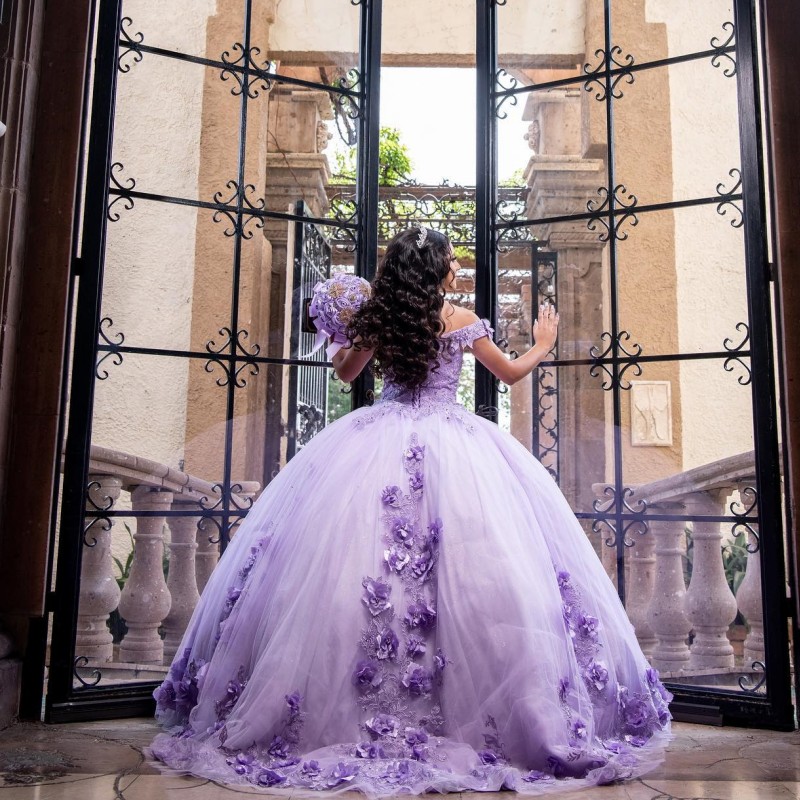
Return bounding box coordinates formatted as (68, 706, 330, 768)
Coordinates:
(415, 226, 428, 248)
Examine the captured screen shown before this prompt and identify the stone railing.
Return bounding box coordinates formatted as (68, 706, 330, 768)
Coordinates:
(75, 445, 260, 682)
(594, 450, 772, 681)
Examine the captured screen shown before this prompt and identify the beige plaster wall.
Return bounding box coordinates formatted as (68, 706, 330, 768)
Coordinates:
(269, 0, 584, 65)
(647, 0, 752, 471)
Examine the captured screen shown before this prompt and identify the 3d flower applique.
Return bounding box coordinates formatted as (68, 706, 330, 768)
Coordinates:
(362, 576, 393, 616)
(352, 658, 383, 689)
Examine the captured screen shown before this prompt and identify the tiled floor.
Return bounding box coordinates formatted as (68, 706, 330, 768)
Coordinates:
(0, 719, 798, 798)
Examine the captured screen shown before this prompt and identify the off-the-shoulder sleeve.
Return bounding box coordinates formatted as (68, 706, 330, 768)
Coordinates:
(449, 318, 495, 350)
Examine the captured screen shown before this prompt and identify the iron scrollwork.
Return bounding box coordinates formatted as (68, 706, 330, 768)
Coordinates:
(738, 660, 766, 694)
(117, 17, 144, 74)
(723, 321, 751, 386)
(715, 168, 744, 228)
(73, 656, 102, 689)
(107, 163, 136, 222)
(583, 46, 635, 102)
(96, 317, 125, 380)
(710, 22, 737, 77)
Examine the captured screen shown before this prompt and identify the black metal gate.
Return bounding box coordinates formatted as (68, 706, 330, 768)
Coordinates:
(45, 0, 793, 731)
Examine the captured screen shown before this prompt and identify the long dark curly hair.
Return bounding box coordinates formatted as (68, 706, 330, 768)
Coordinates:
(348, 226, 453, 391)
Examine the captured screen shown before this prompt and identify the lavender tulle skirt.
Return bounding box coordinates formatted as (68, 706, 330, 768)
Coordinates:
(148, 400, 672, 796)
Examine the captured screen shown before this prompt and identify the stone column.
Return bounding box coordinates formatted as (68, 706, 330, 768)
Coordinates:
(683, 490, 739, 669)
(647, 504, 691, 671)
(162, 503, 201, 662)
(118, 486, 173, 664)
(195, 517, 220, 594)
(76, 476, 122, 662)
(626, 527, 657, 657)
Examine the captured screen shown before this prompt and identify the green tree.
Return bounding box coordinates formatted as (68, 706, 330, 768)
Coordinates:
(334, 126, 413, 186)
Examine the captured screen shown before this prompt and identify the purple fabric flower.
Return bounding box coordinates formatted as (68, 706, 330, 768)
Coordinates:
(404, 727, 428, 746)
(362, 576, 392, 616)
(375, 626, 399, 661)
(618, 687, 654, 731)
(427, 518, 443, 545)
(558, 677, 570, 703)
(577, 613, 600, 641)
(256, 769, 286, 786)
(404, 600, 436, 630)
(384, 546, 410, 573)
(355, 742, 385, 759)
(365, 713, 399, 738)
(409, 471, 424, 497)
(602, 738, 626, 754)
(327, 761, 359, 787)
(215, 674, 245, 718)
(569, 717, 588, 744)
(227, 752, 255, 776)
(301, 760, 321, 776)
(625, 733, 650, 748)
(176, 676, 199, 712)
(381, 485, 402, 507)
(169, 648, 191, 682)
(478, 749, 499, 765)
(391, 517, 416, 547)
(267, 735, 290, 760)
(352, 659, 382, 689)
(401, 664, 433, 696)
(224, 586, 241, 614)
(238, 545, 260, 580)
(285, 690, 303, 720)
(155, 681, 176, 710)
(410, 743, 428, 762)
(403, 444, 425, 466)
(585, 659, 609, 692)
(410, 549, 434, 581)
(557, 569, 571, 589)
(406, 637, 426, 658)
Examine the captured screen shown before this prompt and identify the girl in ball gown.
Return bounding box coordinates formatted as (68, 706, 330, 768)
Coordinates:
(149, 226, 672, 796)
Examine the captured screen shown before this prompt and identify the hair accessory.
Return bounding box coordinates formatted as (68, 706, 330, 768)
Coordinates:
(415, 226, 428, 248)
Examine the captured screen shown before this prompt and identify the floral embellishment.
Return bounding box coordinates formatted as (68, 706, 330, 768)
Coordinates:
(327, 761, 359, 787)
(478, 749, 500, 765)
(381, 485, 402, 507)
(391, 517, 416, 547)
(352, 659, 382, 689)
(403, 444, 425, 467)
(215, 665, 247, 720)
(362, 577, 392, 616)
(404, 600, 436, 630)
(384, 546, 411, 573)
(401, 664, 433, 696)
(577, 613, 600, 641)
(569, 717, 588, 744)
(585, 659, 610, 693)
(558, 676, 570, 702)
(406, 637, 426, 658)
(409, 471, 424, 497)
(355, 742, 385, 759)
(365, 713, 400, 738)
(375, 626, 399, 661)
(256, 769, 286, 787)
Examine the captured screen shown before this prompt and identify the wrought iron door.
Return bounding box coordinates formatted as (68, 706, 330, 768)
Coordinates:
(476, 0, 793, 728)
(47, 0, 381, 721)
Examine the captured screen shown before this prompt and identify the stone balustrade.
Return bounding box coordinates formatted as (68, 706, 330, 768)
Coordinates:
(72, 445, 260, 680)
(593, 449, 772, 681)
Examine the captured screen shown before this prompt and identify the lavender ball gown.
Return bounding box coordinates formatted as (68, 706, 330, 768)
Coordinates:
(149, 318, 672, 796)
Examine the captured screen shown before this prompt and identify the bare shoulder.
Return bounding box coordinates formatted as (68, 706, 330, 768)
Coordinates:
(442, 304, 479, 333)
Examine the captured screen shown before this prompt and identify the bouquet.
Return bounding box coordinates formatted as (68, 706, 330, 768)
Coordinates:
(309, 272, 371, 358)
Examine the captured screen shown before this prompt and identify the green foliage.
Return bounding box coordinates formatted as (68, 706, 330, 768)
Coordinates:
(334, 126, 413, 186)
(499, 168, 526, 187)
(112, 523, 136, 591)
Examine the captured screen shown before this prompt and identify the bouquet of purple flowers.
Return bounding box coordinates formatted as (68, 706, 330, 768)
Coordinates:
(309, 272, 371, 358)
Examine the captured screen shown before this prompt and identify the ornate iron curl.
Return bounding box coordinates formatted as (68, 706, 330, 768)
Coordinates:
(206, 327, 261, 358)
(495, 69, 519, 119)
(96, 317, 125, 380)
(73, 656, 102, 689)
(82, 515, 112, 548)
(592, 485, 648, 515)
(738, 660, 766, 694)
(477, 404, 499, 421)
(107, 163, 136, 221)
(199, 485, 225, 512)
(220, 43, 272, 99)
(86, 481, 115, 514)
(330, 69, 362, 147)
(229, 484, 255, 511)
(730, 485, 758, 518)
(715, 168, 744, 228)
(583, 46, 636, 101)
(118, 17, 144, 73)
(723, 321, 751, 385)
(711, 22, 737, 77)
(732, 520, 760, 554)
(198, 515, 223, 546)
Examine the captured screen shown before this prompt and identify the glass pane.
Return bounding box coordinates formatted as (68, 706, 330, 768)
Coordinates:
(611, 0, 735, 66)
(614, 60, 741, 208)
(101, 200, 233, 352)
(113, 52, 240, 202)
(615, 206, 749, 359)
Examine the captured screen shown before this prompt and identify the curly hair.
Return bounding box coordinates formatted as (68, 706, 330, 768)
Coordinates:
(348, 226, 453, 392)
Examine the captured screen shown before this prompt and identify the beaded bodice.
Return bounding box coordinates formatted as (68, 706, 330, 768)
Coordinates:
(380, 318, 494, 407)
